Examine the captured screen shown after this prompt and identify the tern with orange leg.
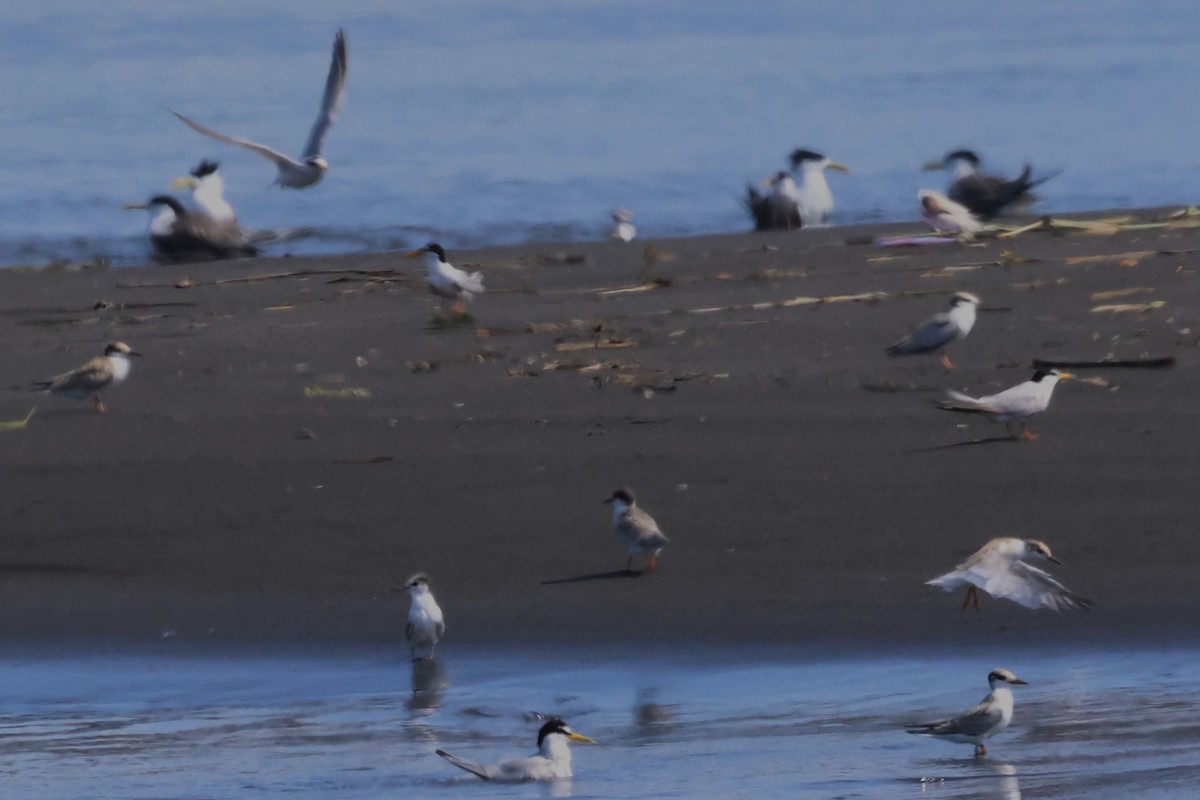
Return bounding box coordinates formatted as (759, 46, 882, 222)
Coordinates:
(937, 368, 1073, 440)
(604, 488, 668, 573)
(906, 668, 1028, 757)
(926, 537, 1092, 612)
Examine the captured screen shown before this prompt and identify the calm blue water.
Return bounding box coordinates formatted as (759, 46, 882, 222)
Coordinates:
(2, 1, 1199, 266)
(2, 643, 1198, 798)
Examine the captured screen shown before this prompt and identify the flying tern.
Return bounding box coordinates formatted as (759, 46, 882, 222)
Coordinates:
(171, 29, 347, 189)
(927, 537, 1092, 612)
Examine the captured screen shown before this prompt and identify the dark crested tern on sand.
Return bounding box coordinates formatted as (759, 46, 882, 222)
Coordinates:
(609, 208, 637, 242)
(171, 29, 347, 189)
(919, 189, 985, 237)
(745, 170, 803, 231)
(937, 368, 1072, 441)
(604, 488, 669, 572)
(34, 341, 140, 414)
(403, 243, 485, 316)
(124, 195, 257, 261)
(404, 573, 445, 661)
(887, 291, 980, 370)
(924, 150, 1056, 219)
(437, 718, 596, 782)
(927, 537, 1092, 612)
(906, 669, 1028, 757)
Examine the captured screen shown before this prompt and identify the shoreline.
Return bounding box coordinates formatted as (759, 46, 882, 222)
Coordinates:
(0, 207, 1197, 649)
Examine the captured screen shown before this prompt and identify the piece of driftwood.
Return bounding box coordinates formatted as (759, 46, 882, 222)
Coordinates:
(1032, 357, 1174, 369)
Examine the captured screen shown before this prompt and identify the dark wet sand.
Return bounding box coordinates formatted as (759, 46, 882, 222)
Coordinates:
(1, 210, 1198, 649)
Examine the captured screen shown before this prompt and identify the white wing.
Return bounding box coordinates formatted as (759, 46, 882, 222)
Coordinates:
(170, 110, 298, 169)
(301, 29, 348, 159)
(977, 381, 1048, 416)
(982, 560, 1092, 611)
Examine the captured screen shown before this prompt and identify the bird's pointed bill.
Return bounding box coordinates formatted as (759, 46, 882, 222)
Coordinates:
(567, 732, 597, 744)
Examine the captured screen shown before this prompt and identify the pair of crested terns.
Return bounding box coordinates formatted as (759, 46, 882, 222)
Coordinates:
(746, 149, 850, 231)
(33, 342, 141, 413)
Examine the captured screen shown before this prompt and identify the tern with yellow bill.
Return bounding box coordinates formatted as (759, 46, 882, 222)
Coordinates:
(937, 369, 1073, 440)
(437, 718, 596, 782)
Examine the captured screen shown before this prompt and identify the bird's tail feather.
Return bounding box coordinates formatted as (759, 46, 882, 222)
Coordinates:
(937, 389, 988, 412)
(436, 750, 491, 780)
(462, 271, 485, 294)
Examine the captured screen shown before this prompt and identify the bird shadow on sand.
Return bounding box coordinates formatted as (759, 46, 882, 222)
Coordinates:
(541, 569, 647, 585)
(908, 436, 1022, 453)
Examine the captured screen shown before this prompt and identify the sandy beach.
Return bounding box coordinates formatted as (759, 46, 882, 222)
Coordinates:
(1, 210, 1198, 650)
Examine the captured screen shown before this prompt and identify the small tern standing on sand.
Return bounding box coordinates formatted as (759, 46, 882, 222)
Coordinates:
(437, 718, 596, 782)
(405, 574, 445, 661)
(919, 189, 985, 237)
(403, 243, 485, 317)
(887, 292, 980, 370)
(609, 208, 637, 242)
(937, 369, 1073, 440)
(34, 342, 141, 414)
(923, 150, 1056, 219)
(906, 668, 1028, 757)
(171, 29, 347, 189)
(927, 537, 1092, 612)
(605, 488, 669, 573)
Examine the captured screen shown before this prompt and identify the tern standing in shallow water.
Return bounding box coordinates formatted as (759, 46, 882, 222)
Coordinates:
(887, 292, 980, 370)
(34, 342, 141, 414)
(404, 243, 485, 317)
(927, 537, 1092, 612)
(605, 488, 669, 573)
(171, 29, 347, 189)
(924, 150, 1055, 219)
(437, 718, 596, 782)
(938, 369, 1073, 440)
(906, 668, 1028, 757)
(404, 574, 445, 661)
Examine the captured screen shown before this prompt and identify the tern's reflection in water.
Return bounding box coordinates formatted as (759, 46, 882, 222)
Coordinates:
(408, 657, 449, 714)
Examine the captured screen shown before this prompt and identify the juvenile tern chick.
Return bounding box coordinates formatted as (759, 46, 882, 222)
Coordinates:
(924, 150, 1056, 219)
(927, 537, 1092, 612)
(906, 668, 1028, 757)
(34, 342, 141, 414)
(437, 717, 596, 782)
(609, 208, 637, 242)
(404, 573, 445, 661)
(937, 369, 1073, 441)
(171, 29, 347, 189)
(887, 292, 980, 370)
(789, 148, 851, 227)
(919, 189, 985, 237)
(605, 488, 669, 573)
(403, 243, 485, 317)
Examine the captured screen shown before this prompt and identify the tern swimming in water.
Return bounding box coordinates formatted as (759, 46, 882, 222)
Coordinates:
(906, 668, 1028, 757)
(171, 29, 347, 189)
(437, 718, 596, 782)
(924, 150, 1056, 219)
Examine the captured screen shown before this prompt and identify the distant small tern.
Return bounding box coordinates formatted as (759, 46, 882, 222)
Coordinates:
(937, 369, 1073, 440)
(906, 668, 1028, 757)
(34, 341, 140, 414)
(609, 208, 637, 242)
(927, 537, 1092, 612)
(437, 718, 596, 782)
(605, 488, 668, 573)
(887, 292, 980, 370)
(405, 573, 445, 662)
(171, 29, 347, 189)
